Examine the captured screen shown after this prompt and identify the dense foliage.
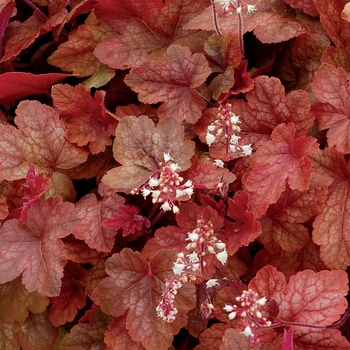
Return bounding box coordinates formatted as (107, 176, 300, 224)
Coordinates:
(1, 0, 350, 349)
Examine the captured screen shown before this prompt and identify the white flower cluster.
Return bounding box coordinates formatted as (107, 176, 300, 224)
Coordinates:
(206, 103, 252, 159)
(223, 289, 271, 345)
(132, 153, 193, 214)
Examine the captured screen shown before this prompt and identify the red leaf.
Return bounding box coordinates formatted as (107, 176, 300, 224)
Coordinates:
(72, 190, 125, 252)
(314, 0, 350, 72)
(103, 204, 144, 237)
(222, 192, 261, 255)
(49, 262, 87, 327)
(99, 249, 196, 349)
(257, 174, 329, 253)
(20, 164, 50, 222)
(102, 115, 194, 192)
(0, 198, 78, 296)
(284, 0, 318, 16)
(230, 76, 314, 150)
(311, 147, 350, 269)
(244, 123, 319, 217)
(249, 266, 349, 326)
(48, 10, 116, 77)
(60, 307, 112, 350)
(0, 100, 89, 201)
(104, 315, 144, 350)
(52, 84, 118, 154)
(124, 45, 211, 124)
(94, 0, 209, 70)
(0, 72, 69, 104)
(311, 63, 350, 153)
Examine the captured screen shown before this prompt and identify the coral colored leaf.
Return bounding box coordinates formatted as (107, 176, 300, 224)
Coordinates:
(72, 190, 125, 252)
(0, 72, 69, 104)
(52, 83, 118, 154)
(1, 14, 45, 62)
(103, 204, 144, 237)
(60, 307, 112, 350)
(249, 266, 349, 327)
(0, 100, 89, 200)
(99, 249, 196, 349)
(18, 312, 58, 350)
(49, 262, 87, 327)
(293, 328, 350, 350)
(0, 277, 49, 323)
(220, 328, 256, 349)
(104, 315, 144, 350)
(244, 123, 319, 217)
(311, 147, 350, 269)
(204, 33, 242, 100)
(94, 0, 209, 70)
(222, 192, 261, 255)
(124, 45, 211, 124)
(186, 0, 324, 44)
(274, 33, 330, 97)
(0, 197, 78, 297)
(257, 174, 329, 254)
(314, 0, 350, 72)
(48, 10, 116, 77)
(230, 76, 314, 150)
(284, 0, 318, 17)
(311, 63, 350, 153)
(102, 115, 194, 192)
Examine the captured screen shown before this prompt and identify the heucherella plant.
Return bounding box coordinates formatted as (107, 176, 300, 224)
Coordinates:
(156, 217, 228, 322)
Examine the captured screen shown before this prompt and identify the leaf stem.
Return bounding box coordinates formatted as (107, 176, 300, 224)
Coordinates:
(210, 0, 223, 36)
(22, 0, 48, 21)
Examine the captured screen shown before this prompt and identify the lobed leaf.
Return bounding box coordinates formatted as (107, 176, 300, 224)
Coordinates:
(0, 198, 78, 296)
(124, 44, 211, 124)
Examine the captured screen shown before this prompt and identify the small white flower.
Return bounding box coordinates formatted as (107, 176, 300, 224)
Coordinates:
(214, 159, 224, 168)
(173, 263, 186, 275)
(176, 189, 185, 198)
(216, 250, 228, 264)
(240, 325, 254, 337)
(228, 311, 237, 320)
(187, 251, 199, 263)
(141, 188, 151, 199)
(170, 163, 179, 172)
(208, 124, 216, 132)
(149, 177, 159, 187)
(184, 180, 193, 187)
(216, 241, 226, 250)
(152, 190, 161, 201)
(241, 144, 252, 156)
(206, 132, 216, 146)
(163, 153, 171, 162)
(247, 4, 257, 14)
(257, 296, 267, 306)
(223, 304, 234, 312)
(230, 115, 240, 124)
(230, 134, 240, 144)
(161, 201, 172, 211)
(206, 279, 219, 288)
(236, 6, 242, 14)
(183, 187, 194, 197)
(172, 205, 180, 214)
(187, 232, 199, 242)
(256, 311, 262, 318)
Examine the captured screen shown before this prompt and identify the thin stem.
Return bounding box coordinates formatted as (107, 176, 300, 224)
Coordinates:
(237, 1, 244, 55)
(22, 0, 48, 21)
(210, 0, 223, 36)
